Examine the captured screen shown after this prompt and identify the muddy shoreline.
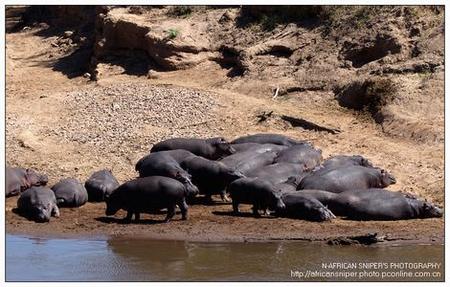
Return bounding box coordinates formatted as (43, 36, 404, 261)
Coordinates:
(6, 197, 444, 246)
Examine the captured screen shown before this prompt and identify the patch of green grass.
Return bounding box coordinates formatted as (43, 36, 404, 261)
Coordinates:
(167, 28, 179, 39)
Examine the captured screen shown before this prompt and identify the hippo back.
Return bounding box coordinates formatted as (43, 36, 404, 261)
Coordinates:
(85, 170, 120, 202)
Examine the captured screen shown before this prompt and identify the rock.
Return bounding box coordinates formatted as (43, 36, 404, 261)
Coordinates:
(63, 30, 74, 38)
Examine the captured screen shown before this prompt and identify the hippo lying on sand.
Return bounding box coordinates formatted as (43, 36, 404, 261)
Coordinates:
(180, 155, 244, 202)
(298, 166, 396, 193)
(106, 176, 196, 222)
(274, 144, 322, 171)
(6, 167, 48, 197)
(275, 192, 336, 222)
(312, 155, 374, 175)
(230, 143, 288, 154)
(17, 186, 60, 222)
(228, 177, 285, 217)
(85, 169, 120, 202)
(151, 137, 235, 160)
(51, 178, 88, 207)
(231, 133, 305, 146)
(300, 189, 443, 220)
(220, 150, 277, 175)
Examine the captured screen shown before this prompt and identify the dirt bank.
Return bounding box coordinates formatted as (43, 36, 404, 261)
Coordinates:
(5, 6, 444, 244)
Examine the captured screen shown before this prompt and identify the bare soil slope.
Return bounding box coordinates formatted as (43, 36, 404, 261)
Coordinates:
(5, 6, 444, 244)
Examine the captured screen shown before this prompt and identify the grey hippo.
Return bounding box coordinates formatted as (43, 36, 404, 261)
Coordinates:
(150, 137, 235, 160)
(300, 189, 443, 220)
(231, 133, 306, 146)
(51, 178, 88, 207)
(6, 166, 48, 197)
(17, 186, 60, 222)
(298, 166, 396, 193)
(84, 169, 120, 202)
(106, 176, 196, 223)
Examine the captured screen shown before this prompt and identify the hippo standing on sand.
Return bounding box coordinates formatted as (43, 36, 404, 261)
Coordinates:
(220, 150, 277, 175)
(298, 166, 396, 193)
(51, 178, 88, 207)
(85, 169, 120, 202)
(274, 144, 322, 170)
(6, 167, 48, 197)
(135, 150, 199, 196)
(151, 137, 235, 160)
(17, 186, 60, 222)
(246, 162, 306, 185)
(228, 177, 285, 216)
(300, 189, 443, 220)
(106, 176, 196, 222)
(275, 192, 336, 222)
(180, 155, 245, 202)
(231, 133, 305, 146)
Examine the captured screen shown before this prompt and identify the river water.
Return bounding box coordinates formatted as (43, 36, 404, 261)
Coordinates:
(5, 234, 444, 281)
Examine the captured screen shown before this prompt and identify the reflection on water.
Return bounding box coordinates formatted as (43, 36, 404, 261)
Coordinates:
(6, 234, 444, 281)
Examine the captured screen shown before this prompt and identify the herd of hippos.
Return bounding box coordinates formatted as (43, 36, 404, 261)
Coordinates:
(6, 133, 443, 223)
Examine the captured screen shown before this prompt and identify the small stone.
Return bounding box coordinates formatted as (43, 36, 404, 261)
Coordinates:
(64, 30, 74, 38)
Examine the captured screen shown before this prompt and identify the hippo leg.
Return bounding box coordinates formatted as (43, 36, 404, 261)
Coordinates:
(164, 205, 176, 223)
(252, 205, 261, 218)
(134, 212, 140, 222)
(52, 205, 60, 218)
(264, 208, 271, 216)
(124, 211, 133, 223)
(204, 194, 214, 205)
(220, 190, 231, 202)
(232, 202, 240, 214)
(179, 199, 188, 220)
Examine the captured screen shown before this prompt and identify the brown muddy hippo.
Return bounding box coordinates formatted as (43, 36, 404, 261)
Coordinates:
(6, 167, 48, 197)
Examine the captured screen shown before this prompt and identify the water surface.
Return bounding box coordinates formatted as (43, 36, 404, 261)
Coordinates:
(6, 234, 444, 281)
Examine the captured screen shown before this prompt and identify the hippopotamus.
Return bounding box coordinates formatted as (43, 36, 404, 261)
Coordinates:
(180, 155, 245, 202)
(230, 143, 288, 154)
(231, 133, 305, 146)
(299, 189, 443, 221)
(106, 176, 195, 222)
(246, 162, 306, 185)
(6, 167, 48, 197)
(275, 192, 336, 222)
(135, 150, 199, 196)
(220, 150, 277, 175)
(274, 144, 322, 170)
(51, 178, 88, 207)
(298, 166, 396, 193)
(17, 186, 60, 222)
(312, 155, 374, 175)
(150, 137, 235, 160)
(85, 169, 120, 202)
(228, 177, 285, 216)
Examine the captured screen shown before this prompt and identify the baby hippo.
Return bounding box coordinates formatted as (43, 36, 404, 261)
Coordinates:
(228, 178, 285, 217)
(151, 137, 235, 160)
(276, 192, 336, 222)
(85, 170, 120, 202)
(17, 186, 60, 222)
(51, 178, 88, 207)
(106, 176, 195, 223)
(6, 167, 48, 197)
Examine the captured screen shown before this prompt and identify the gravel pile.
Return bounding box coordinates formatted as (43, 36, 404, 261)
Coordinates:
(49, 83, 221, 155)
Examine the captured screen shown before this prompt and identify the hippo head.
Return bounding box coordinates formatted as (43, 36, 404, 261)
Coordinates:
(174, 171, 199, 197)
(25, 169, 48, 188)
(420, 201, 443, 218)
(380, 169, 396, 187)
(105, 192, 121, 216)
(212, 142, 236, 159)
(271, 190, 286, 211)
(225, 169, 246, 182)
(32, 203, 53, 222)
(307, 203, 336, 222)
